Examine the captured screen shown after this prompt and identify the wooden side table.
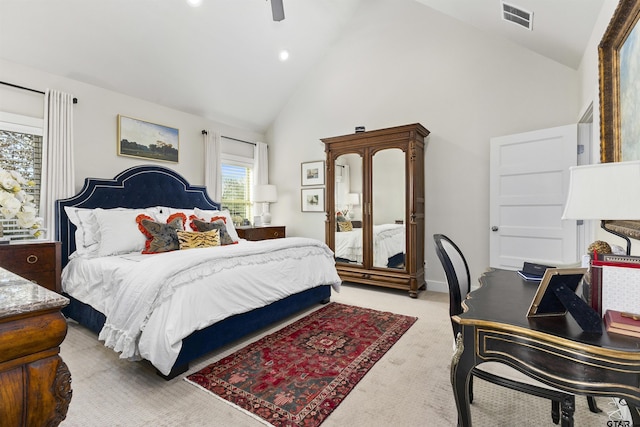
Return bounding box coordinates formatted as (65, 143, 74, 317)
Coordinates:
(0, 241, 61, 292)
(0, 267, 71, 426)
(237, 226, 286, 241)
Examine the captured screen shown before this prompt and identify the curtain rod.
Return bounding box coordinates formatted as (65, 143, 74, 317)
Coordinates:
(201, 130, 256, 146)
(0, 81, 78, 104)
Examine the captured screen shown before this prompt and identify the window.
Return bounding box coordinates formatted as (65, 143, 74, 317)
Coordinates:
(0, 112, 43, 241)
(220, 154, 254, 226)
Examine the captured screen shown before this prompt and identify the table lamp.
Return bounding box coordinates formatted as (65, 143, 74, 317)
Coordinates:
(347, 193, 360, 219)
(562, 160, 640, 255)
(253, 184, 278, 226)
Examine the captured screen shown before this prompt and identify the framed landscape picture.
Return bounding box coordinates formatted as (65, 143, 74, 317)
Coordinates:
(301, 161, 325, 186)
(118, 115, 179, 163)
(301, 188, 325, 212)
(599, 0, 640, 162)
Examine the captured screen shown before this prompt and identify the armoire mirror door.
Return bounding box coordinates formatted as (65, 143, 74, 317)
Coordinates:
(334, 153, 364, 266)
(371, 147, 406, 271)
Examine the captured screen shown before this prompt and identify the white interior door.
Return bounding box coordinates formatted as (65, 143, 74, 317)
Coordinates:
(490, 124, 578, 270)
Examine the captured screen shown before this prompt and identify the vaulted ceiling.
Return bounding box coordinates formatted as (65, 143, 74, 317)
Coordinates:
(0, 0, 605, 132)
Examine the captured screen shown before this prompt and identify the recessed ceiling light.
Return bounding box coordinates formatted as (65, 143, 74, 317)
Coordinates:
(279, 50, 289, 61)
(187, 0, 202, 7)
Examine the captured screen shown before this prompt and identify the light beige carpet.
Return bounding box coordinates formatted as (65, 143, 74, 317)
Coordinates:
(59, 283, 615, 426)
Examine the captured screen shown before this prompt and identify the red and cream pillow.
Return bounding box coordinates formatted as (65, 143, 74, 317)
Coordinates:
(193, 208, 239, 242)
(136, 213, 186, 254)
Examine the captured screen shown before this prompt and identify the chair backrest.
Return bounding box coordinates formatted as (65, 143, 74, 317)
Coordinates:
(433, 234, 471, 337)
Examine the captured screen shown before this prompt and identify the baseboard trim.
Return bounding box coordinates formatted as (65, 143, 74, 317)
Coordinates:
(426, 280, 448, 293)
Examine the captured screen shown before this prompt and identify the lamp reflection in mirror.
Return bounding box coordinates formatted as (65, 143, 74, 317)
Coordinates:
(562, 160, 640, 255)
(253, 184, 278, 226)
(347, 193, 360, 219)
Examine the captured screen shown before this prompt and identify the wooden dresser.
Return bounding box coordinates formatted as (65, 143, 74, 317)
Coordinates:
(237, 225, 286, 241)
(0, 241, 61, 292)
(0, 267, 71, 426)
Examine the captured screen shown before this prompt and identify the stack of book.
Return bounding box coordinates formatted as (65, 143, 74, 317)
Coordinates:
(604, 309, 640, 338)
(517, 262, 555, 282)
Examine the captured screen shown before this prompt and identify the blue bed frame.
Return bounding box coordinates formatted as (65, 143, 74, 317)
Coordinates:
(55, 165, 331, 379)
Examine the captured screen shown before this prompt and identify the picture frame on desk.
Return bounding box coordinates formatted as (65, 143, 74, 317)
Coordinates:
(527, 268, 588, 317)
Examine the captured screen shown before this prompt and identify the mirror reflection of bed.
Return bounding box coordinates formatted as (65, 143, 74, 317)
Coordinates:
(334, 148, 406, 269)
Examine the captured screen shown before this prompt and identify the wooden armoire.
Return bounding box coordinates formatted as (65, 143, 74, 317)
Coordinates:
(322, 123, 429, 298)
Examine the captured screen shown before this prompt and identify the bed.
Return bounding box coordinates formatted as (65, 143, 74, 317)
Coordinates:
(334, 223, 405, 268)
(55, 165, 341, 380)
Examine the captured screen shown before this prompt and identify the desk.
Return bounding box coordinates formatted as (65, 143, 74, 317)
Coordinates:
(451, 269, 640, 427)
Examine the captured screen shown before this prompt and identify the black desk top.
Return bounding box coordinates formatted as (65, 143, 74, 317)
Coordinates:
(458, 269, 640, 352)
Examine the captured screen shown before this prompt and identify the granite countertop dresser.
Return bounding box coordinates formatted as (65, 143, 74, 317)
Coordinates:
(0, 267, 72, 426)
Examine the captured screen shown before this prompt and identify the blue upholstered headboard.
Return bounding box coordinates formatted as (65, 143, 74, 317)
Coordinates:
(55, 165, 220, 268)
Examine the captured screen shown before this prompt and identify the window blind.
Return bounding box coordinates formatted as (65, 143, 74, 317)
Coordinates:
(221, 162, 253, 225)
(0, 129, 42, 240)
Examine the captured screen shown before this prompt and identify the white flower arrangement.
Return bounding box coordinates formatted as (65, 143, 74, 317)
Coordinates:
(0, 167, 44, 237)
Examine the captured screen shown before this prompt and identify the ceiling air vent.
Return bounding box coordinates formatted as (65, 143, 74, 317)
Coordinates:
(501, 2, 533, 30)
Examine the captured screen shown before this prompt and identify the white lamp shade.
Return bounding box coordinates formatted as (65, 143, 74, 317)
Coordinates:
(253, 184, 278, 203)
(562, 161, 640, 220)
(347, 193, 360, 205)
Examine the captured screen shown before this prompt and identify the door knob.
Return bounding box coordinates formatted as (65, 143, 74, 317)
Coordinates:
(491, 226, 499, 232)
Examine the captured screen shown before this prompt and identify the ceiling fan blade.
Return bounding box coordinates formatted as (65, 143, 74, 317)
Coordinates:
(271, 0, 284, 21)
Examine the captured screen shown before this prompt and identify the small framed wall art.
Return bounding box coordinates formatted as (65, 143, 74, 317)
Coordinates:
(301, 161, 325, 186)
(301, 188, 325, 212)
(118, 114, 179, 163)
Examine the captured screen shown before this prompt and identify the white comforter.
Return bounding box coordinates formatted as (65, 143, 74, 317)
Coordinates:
(335, 223, 405, 267)
(62, 237, 341, 375)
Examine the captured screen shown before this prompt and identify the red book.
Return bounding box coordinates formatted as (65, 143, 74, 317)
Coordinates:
(604, 309, 640, 333)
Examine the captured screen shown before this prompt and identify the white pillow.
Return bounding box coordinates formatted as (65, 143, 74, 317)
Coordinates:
(193, 207, 239, 242)
(93, 208, 152, 256)
(155, 207, 197, 230)
(64, 206, 100, 257)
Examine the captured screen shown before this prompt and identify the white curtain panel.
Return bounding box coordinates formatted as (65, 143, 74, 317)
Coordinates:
(254, 142, 269, 185)
(203, 130, 222, 201)
(254, 142, 269, 216)
(40, 89, 75, 237)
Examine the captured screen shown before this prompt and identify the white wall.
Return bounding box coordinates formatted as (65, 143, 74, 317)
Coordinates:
(267, 0, 583, 291)
(0, 59, 264, 192)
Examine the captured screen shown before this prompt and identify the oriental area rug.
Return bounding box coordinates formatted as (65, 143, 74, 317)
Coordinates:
(185, 302, 417, 427)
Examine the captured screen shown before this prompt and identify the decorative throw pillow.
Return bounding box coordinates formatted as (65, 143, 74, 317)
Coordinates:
(136, 213, 185, 254)
(338, 220, 354, 232)
(177, 229, 220, 250)
(191, 218, 235, 245)
(193, 208, 240, 242)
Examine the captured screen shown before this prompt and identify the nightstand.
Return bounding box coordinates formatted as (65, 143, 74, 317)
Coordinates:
(0, 241, 61, 292)
(237, 226, 286, 241)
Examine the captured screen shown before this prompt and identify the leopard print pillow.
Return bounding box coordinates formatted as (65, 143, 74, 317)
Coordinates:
(177, 229, 220, 250)
(338, 220, 353, 232)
